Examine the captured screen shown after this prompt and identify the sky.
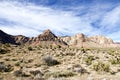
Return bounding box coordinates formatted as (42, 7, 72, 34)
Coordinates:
(0, 0, 120, 42)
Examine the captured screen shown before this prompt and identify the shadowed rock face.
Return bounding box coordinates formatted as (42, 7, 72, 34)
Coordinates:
(0, 30, 15, 44)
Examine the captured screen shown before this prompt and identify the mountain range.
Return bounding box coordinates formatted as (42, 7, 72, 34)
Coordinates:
(0, 29, 119, 48)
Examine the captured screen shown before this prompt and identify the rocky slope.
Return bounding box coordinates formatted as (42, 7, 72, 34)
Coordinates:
(0, 29, 67, 46)
(28, 29, 67, 46)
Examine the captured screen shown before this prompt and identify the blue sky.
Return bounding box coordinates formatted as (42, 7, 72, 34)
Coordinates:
(0, 0, 120, 42)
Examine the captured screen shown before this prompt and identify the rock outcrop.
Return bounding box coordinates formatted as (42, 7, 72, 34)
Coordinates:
(89, 35, 114, 44)
(61, 33, 86, 46)
(29, 29, 67, 46)
(14, 35, 29, 45)
(38, 29, 57, 41)
(60, 34, 118, 48)
(0, 29, 119, 48)
(0, 29, 67, 47)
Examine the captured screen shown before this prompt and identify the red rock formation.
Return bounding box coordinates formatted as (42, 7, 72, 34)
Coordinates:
(0, 29, 67, 47)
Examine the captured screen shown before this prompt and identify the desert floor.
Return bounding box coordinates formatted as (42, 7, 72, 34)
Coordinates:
(0, 44, 120, 80)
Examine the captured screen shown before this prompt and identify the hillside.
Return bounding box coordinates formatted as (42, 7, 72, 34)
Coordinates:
(0, 29, 120, 80)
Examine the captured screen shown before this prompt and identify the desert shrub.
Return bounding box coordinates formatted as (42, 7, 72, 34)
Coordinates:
(28, 46, 33, 51)
(12, 58, 17, 61)
(14, 70, 30, 77)
(68, 64, 88, 75)
(34, 64, 41, 67)
(92, 61, 110, 72)
(73, 67, 87, 75)
(28, 59, 34, 63)
(110, 70, 116, 75)
(0, 63, 13, 72)
(108, 49, 115, 56)
(0, 48, 7, 54)
(15, 62, 21, 66)
(4, 64, 13, 72)
(64, 52, 75, 56)
(109, 57, 120, 65)
(45, 71, 75, 78)
(14, 70, 23, 77)
(30, 70, 43, 76)
(42, 56, 60, 66)
(5, 43, 11, 47)
(53, 71, 75, 78)
(80, 47, 86, 53)
(84, 55, 94, 65)
(4, 58, 10, 61)
(56, 45, 61, 49)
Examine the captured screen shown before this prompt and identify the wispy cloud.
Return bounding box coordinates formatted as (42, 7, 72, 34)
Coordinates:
(0, 0, 120, 42)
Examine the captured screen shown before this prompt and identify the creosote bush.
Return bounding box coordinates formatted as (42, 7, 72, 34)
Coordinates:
(92, 61, 110, 72)
(0, 48, 7, 54)
(28, 46, 33, 51)
(109, 57, 120, 65)
(5, 43, 11, 47)
(42, 56, 60, 66)
(84, 55, 94, 65)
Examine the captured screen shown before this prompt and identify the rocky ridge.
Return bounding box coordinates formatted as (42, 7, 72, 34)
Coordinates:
(0, 29, 67, 46)
(60, 33, 119, 48)
(0, 29, 119, 48)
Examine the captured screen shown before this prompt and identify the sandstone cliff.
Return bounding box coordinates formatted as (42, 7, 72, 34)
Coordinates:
(60, 34, 119, 48)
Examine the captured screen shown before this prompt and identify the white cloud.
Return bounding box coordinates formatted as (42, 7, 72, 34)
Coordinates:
(100, 5, 120, 30)
(0, 1, 99, 36)
(0, 1, 120, 42)
(0, 25, 40, 36)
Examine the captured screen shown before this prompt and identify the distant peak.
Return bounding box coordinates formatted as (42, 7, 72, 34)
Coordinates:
(43, 29, 52, 34)
(37, 29, 57, 41)
(42, 29, 56, 37)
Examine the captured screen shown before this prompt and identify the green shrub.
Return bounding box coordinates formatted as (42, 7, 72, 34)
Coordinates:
(92, 61, 110, 72)
(84, 55, 94, 65)
(15, 62, 21, 66)
(80, 47, 86, 53)
(28, 46, 33, 51)
(109, 57, 120, 65)
(0, 48, 7, 54)
(5, 43, 11, 47)
(108, 49, 115, 56)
